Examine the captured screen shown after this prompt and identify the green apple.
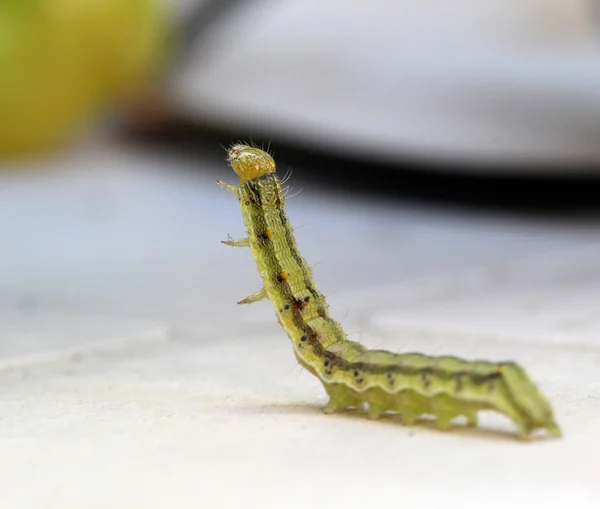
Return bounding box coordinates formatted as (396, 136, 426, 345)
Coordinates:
(0, 0, 168, 156)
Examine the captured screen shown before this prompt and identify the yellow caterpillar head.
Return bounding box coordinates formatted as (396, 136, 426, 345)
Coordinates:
(228, 144, 276, 182)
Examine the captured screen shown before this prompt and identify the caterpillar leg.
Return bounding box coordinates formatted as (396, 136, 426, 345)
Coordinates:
(435, 413, 453, 431)
(222, 237, 250, 247)
(545, 422, 562, 438)
(367, 404, 384, 420)
(394, 390, 423, 426)
(399, 410, 418, 426)
(430, 394, 463, 431)
(464, 410, 478, 427)
(362, 388, 393, 419)
(216, 180, 239, 195)
(323, 383, 362, 414)
(237, 288, 267, 305)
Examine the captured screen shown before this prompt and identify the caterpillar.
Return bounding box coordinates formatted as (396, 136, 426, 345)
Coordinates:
(217, 144, 561, 439)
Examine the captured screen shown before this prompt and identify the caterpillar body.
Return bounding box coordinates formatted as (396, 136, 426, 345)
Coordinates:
(218, 144, 561, 439)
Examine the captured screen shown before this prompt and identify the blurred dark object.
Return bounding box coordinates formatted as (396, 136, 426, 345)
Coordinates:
(122, 0, 600, 212)
(125, 117, 600, 213)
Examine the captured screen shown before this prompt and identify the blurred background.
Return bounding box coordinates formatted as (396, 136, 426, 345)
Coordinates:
(1, 0, 600, 340)
(2, 2, 600, 505)
(3, 0, 600, 200)
(2, 0, 600, 339)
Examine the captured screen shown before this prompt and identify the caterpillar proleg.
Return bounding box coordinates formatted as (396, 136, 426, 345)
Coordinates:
(218, 144, 561, 439)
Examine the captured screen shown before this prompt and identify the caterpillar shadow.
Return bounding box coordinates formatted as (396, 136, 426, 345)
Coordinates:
(239, 401, 553, 442)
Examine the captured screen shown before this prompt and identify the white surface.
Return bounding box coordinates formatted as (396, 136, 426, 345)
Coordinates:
(174, 0, 600, 168)
(0, 142, 599, 508)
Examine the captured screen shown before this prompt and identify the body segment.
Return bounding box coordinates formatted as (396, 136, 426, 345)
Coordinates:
(218, 144, 561, 439)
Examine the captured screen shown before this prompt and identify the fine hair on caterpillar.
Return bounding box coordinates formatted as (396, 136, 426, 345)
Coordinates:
(217, 143, 561, 440)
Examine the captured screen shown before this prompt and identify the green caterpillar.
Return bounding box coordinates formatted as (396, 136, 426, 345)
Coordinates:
(218, 143, 561, 439)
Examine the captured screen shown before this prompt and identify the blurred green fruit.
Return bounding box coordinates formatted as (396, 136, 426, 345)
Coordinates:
(0, 0, 169, 156)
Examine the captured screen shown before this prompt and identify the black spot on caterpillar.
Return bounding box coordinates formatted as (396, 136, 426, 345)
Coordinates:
(218, 143, 561, 440)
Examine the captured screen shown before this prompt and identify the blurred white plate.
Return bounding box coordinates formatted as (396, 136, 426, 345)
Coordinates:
(172, 0, 600, 171)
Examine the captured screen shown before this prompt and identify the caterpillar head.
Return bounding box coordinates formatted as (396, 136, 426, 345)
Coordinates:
(228, 144, 276, 182)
